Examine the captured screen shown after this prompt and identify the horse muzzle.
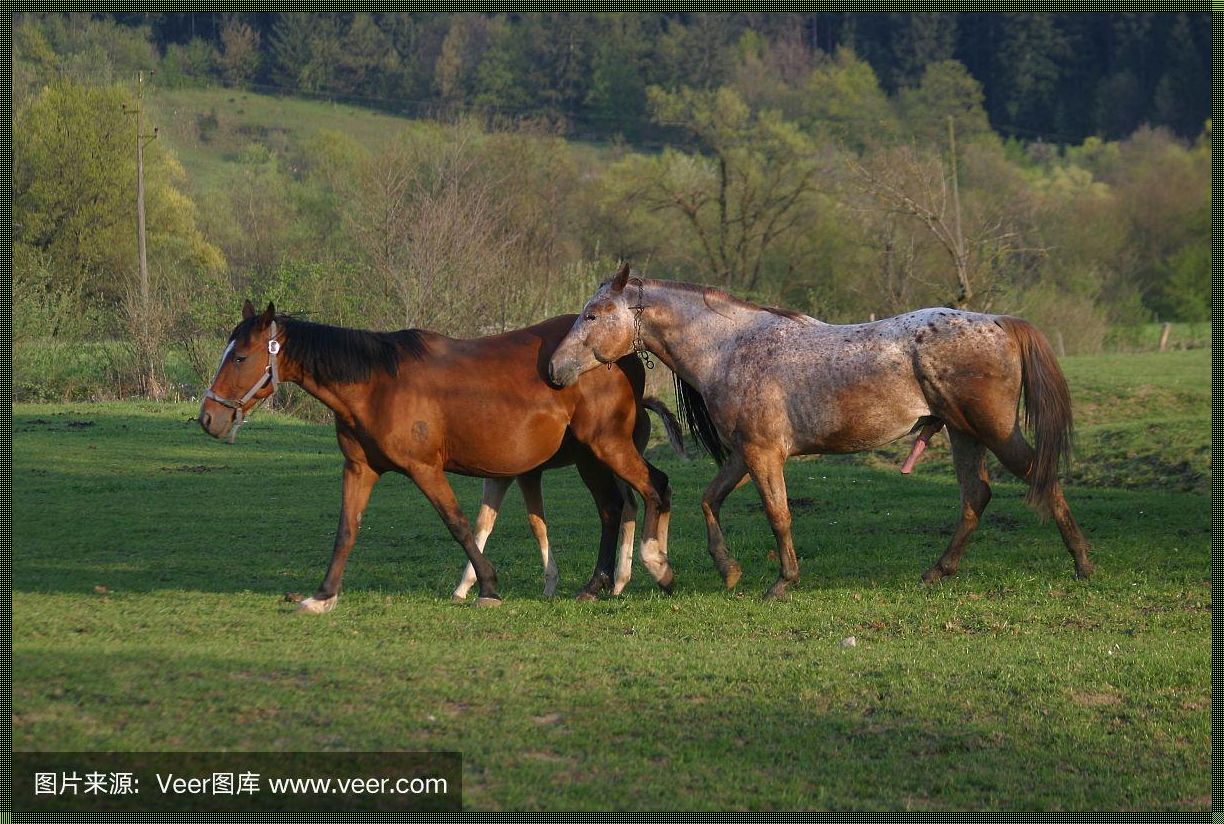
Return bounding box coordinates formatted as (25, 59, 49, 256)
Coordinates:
(198, 403, 238, 441)
(547, 358, 579, 388)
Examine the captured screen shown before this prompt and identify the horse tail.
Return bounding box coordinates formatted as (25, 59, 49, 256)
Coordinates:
(642, 396, 688, 459)
(996, 316, 1074, 516)
(674, 374, 726, 465)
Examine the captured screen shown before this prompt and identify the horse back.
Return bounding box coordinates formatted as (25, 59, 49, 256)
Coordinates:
(366, 315, 644, 476)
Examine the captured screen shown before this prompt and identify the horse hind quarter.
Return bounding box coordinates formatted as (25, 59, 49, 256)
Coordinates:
(784, 312, 1007, 455)
(905, 310, 1022, 433)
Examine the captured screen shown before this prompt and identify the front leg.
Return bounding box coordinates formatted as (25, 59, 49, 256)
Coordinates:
(300, 459, 379, 614)
(410, 464, 502, 606)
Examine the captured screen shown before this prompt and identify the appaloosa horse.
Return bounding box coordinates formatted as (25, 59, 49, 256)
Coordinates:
(199, 301, 679, 611)
(549, 264, 1094, 599)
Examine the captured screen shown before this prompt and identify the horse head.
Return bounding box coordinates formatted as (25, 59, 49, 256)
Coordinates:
(198, 300, 282, 442)
(549, 262, 638, 387)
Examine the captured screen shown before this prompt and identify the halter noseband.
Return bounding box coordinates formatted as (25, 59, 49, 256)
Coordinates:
(629, 279, 654, 370)
(203, 320, 282, 443)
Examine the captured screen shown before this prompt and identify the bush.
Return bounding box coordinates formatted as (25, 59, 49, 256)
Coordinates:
(1016, 284, 1109, 356)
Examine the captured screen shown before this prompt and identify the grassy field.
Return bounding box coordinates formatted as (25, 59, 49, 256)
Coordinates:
(13, 349, 1209, 810)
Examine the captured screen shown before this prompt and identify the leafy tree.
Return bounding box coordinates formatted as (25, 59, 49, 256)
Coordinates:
(888, 12, 957, 88)
(897, 60, 995, 151)
(993, 13, 1070, 130)
(585, 15, 649, 138)
(217, 15, 261, 88)
(270, 12, 342, 94)
(795, 47, 899, 151)
(642, 86, 824, 291)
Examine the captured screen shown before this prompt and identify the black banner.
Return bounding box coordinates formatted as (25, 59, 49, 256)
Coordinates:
(13, 751, 462, 812)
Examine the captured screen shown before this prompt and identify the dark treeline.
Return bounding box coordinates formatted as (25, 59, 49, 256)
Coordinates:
(93, 11, 1208, 144)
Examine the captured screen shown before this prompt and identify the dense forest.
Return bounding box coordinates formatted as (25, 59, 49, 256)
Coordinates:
(44, 12, 1212, 143)
(12, 12, 1211, 401)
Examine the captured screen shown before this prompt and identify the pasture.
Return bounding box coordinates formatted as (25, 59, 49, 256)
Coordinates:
(12, 349, 1209, 811)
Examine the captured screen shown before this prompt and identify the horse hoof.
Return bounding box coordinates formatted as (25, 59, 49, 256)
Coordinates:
(761, 589, 790, 602)
(921, 567, 950, 584)
(297, 595, 338, 614)
(575, 590, 599, 602)
(656, 570, 675, 595)
(723, 564, 742, 590)
(451, 592, 468, 603)
(1075, 562, 1095, 580)
(475, 596, 502, 608)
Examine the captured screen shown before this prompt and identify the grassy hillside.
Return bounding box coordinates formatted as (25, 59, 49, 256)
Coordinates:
(150, 86, 415, 185)
(12, 348, 1209, 810)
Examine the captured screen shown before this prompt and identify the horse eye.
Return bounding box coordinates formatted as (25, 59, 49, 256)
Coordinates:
(584, 313, 597, 322)
(233, 355, 247, 364)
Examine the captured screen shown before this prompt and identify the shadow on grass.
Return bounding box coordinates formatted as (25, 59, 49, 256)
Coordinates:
(14, 405, 1208, 600)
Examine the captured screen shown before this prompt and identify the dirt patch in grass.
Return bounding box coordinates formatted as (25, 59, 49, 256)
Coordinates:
(1072, 691, 1123, 707)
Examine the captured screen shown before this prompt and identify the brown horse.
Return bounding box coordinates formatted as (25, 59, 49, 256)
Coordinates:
(199, 301, 679, 610)
(549, 264, 1094, 599)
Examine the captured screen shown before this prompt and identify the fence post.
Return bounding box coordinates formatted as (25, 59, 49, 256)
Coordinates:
(1055, 330, 1066, 358)
(1159, 322, 1172, 352)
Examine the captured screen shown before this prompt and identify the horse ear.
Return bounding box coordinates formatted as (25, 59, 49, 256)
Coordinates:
(610, 261, 631, 293)
(242, 299, 256, 320)
(260, 302, 276, 324)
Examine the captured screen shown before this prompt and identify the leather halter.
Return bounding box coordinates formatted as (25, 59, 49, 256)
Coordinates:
(629, 279, 654, 370)
(203, 321, 281, 443)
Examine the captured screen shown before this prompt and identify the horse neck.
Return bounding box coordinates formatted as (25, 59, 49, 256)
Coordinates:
(275, 321, 366, 423)
(639, 281, 755, 392)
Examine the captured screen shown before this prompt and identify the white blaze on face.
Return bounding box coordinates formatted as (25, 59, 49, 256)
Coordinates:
(211, 341, 235, 385)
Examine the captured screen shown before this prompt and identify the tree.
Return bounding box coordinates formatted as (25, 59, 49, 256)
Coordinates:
(888, 12, 957, 89)
(848, 141, 1027, 310)
(795, 47, 898, 151)
(993, 13, 1069, 130)
(270, 12, 341, 94)
(217, 15, 261, 88)
(641, 86, 824, 292)
(336, 12, 397, 97)
(585, 14, 648, 138)
(897, 59, 995, 151)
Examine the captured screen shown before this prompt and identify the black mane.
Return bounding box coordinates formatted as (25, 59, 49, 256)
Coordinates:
(233, 315, 430, 383)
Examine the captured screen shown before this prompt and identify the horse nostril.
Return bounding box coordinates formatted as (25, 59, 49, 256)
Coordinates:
(200, 411, 212, 430)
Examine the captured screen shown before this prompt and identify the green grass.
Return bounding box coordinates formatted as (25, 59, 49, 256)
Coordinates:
(13, 350, 1209, 810)
(150, 86, 420, 185)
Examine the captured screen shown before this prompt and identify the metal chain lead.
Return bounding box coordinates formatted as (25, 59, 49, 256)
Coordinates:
(630, 279, 654, 369)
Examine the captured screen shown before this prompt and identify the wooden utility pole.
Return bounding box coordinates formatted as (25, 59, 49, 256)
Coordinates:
(125, 71, 160, 397)
(947, 115, 968, 307)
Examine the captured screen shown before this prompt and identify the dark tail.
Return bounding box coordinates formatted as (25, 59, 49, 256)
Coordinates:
(642, 396, 688, 459)
(997, 316, 1074, 515)
(674, 375, 726, 465)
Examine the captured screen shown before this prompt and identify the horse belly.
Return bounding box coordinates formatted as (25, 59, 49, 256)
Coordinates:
(444, 407, 570, 477)
(789, 373, 929, 456)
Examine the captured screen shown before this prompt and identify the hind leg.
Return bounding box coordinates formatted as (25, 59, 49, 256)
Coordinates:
(923, 429, 992, 583)
(742, 446, 799, 601)
(992, 427, 1094, 579)
(701, 451, 749, 589)
(611, 480, 637, 595)
(452, 477, 512, 601)
(517, 472, 559, 598)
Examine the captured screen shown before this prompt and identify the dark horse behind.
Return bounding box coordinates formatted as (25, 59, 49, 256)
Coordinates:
(200, 301, 680, 611)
